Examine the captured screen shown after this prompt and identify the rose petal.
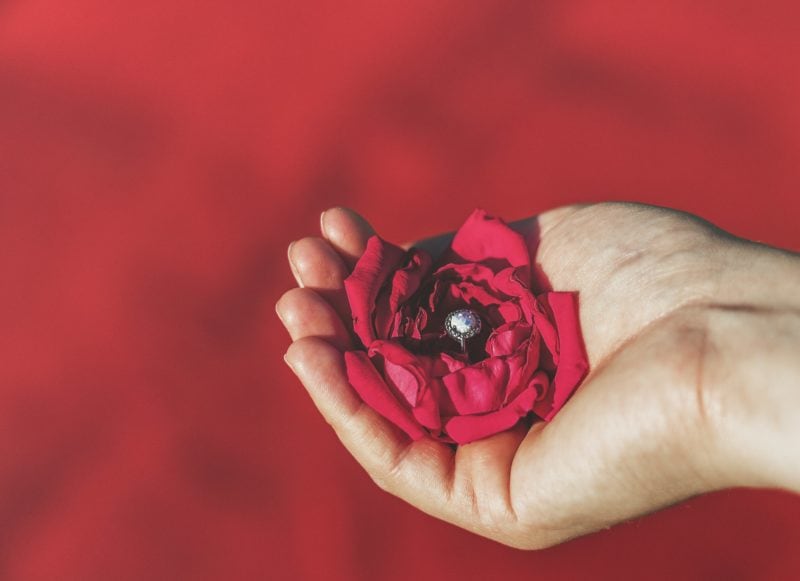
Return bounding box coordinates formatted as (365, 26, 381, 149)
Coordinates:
(344, 350, 426, 440)
(493, 328, 542, 406)
(491, 267, 533, 298)
(530, 296, 559, 361)
(492, 301, 523, 325)
(344, 236, 408, 345)
(447, 209, 531, 274)
(441, 358, 508, 416)
(412, 379, 442, 433)
(449, 281, 505, 310)
(368, 340, 428, 406)
(390, 250, 433, 312)
(416, 352, 467, 377)
(375, 248, 433, 338)
(444, 385, 537, 444)
(485, 322, 531, 357)
(529, 371, 550, 401)
(532, 292, 589, 420)
(434, 262, 496, 284)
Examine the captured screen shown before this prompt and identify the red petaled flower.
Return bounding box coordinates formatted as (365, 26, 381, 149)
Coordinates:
(343, 210, 589, 445)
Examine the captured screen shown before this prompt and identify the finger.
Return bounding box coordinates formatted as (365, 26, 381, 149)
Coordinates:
(287, 236, 351, 320)
(320, 207, 376, 268)
(276, 287, 353, 350)
(284, 337, 460, 521)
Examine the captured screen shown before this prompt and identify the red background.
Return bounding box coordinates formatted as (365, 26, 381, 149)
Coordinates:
(1, 2, 800, 580)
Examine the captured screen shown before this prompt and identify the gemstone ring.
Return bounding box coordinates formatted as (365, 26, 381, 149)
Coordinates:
(445, 309, 482, 353)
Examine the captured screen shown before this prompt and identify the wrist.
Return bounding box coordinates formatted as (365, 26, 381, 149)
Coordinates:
(704, 244, 800, 492)
(718, 240, 800, 310)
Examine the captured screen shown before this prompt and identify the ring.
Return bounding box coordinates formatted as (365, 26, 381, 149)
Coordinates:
(445, 309, 482, 352)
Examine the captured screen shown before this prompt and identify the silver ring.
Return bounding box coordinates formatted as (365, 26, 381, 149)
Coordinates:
(445, 309, 482, 352)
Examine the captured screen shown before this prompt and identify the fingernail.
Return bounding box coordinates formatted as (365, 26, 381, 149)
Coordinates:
(283, 352, 295, 370)
(287, 241, 304, 287)
(274, 301, 287, 325)
(319, 209, 329, 237)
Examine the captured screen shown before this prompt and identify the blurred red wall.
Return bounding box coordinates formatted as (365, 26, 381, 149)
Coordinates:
(1, 1, 799, 579)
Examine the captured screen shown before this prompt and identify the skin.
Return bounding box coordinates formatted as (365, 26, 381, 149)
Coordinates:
(276, 203, 800, 549)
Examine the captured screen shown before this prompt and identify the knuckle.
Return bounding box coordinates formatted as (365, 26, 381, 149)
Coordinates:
(284, 335, 320, 363)
(369, 472, 394, 494)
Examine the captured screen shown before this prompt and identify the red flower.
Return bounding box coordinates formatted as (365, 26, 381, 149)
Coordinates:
(343, 210, 589, 444)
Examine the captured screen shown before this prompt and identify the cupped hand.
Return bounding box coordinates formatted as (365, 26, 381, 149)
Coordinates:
(277, 203, 800, 548)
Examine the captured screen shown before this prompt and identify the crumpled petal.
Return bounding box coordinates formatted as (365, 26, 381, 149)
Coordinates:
(491, 301, 523, 326)
(344, 350, 426, 440)
(434, 262, 496, 285)
(441, 358, 509, 416)
(444, 385, 538, 445)
(344, 236, 407, 346)
(447, 209, 531, 276)
(485, 322, 531, 358)
(530, 296, 559, 360)
(528, 371, 550, 401)
(368, 340, 428, 406)
(375, 248, 433, 338)
(412, 379, 442, 433)
(416, 352, 467, 377)
(532, 292, 589, 420)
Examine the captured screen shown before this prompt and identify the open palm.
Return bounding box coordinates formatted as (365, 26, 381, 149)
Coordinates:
(278, 203, 772, 548)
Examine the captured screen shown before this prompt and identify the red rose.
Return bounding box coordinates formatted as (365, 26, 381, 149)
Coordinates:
(343, 210, 589, 445)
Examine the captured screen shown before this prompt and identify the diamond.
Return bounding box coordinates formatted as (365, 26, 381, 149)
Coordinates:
(445, 309, 482, 352)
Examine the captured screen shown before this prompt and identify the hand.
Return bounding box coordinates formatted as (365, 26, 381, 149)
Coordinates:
(276, 203, 800, 548)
